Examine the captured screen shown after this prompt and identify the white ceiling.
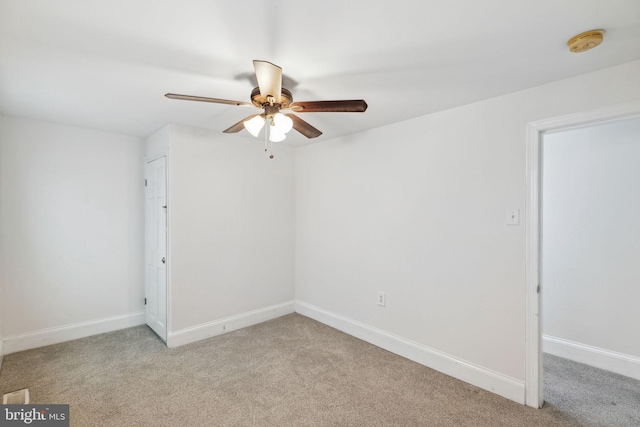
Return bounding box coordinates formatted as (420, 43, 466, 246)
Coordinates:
(1, 1, 639, 146)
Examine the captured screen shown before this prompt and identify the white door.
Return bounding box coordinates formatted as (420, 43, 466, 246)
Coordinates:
(145, 156, 168, 341)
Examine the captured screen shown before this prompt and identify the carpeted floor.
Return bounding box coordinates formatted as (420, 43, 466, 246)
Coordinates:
(543, 353, 640, 426)
(0, 314, 635, 426)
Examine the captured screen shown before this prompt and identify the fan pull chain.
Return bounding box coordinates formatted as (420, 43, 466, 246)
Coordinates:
(264, 119, 268, 152)
(264, 118, 273, 159)
(269, 134, 274, 159)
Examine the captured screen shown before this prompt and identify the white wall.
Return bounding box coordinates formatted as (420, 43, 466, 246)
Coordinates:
(146, 125, 170, 160)
(0, 117, 145, 352)
(542, 116, 640, 374)
(166, 125, 295, 342)
(295, 60, 640, 403)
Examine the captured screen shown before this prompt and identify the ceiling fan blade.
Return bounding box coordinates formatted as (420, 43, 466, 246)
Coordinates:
(289, 100, 368, 113)
(165, 93, 252, 107)
(223, 114, 259, 133)
(289, 114, 322, 139)
(253, 60, 282, 104)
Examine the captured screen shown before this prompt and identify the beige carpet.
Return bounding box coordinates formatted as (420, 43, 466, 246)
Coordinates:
(1, 314, 585, 426)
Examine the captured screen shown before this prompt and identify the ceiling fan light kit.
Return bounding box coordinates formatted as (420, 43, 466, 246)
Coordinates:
(244, 115, 266, 137)
(273, 112, 293, 133)
(268, 125, 287, 143)
(166, 60, 367, 158)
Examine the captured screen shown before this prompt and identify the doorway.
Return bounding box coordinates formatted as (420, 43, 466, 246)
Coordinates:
(145, 156, 168, 342)
(524, 100, 640, 408)
(541, 117, 640, 373)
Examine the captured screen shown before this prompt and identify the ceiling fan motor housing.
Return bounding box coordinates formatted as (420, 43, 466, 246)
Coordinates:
(251, 87, 293, 109)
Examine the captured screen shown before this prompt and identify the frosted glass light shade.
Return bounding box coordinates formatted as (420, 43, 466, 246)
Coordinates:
(269, 127, 287, 142)
(244, 115, 265, 137)
(272, 113, 293, 134)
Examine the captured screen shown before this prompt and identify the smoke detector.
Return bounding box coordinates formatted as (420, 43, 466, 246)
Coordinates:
(567, 30, 605, 53)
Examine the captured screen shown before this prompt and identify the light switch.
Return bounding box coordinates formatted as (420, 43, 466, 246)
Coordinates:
(507, 209, 520, 225)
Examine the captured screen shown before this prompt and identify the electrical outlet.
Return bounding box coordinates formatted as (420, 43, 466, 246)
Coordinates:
(377, 291, 386, 307)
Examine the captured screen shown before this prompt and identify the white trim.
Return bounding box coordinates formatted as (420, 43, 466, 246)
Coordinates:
(145, 149, 169, 164)
(525, 120, 543, 408)
(2, 312, 145, 355)
(530, 101, 640, 135)
(543, 335, 640, 381)
(296, 301, 525, 404)
(165, 151, 172, 342)
(167, 301, 295, 348)
(525, 99, 640, 408)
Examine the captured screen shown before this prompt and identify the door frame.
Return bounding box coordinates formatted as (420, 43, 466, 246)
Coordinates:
(524, 100, 640, 408)
(145, 152, 170, 343)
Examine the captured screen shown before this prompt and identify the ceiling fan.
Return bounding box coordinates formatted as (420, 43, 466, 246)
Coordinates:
(165, 60, 368, 145)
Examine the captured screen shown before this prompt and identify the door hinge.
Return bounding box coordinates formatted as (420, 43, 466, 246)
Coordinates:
(145, 179, 148, 187)
(537, 285, 541, 294)
(144, 297, 147, 305)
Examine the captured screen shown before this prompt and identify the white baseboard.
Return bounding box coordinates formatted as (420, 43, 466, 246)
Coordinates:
(2, 312, 145, 355)
(295, 301, 525, 404)
(543, 335, 640, 381)
(167, 301, 295, 348)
